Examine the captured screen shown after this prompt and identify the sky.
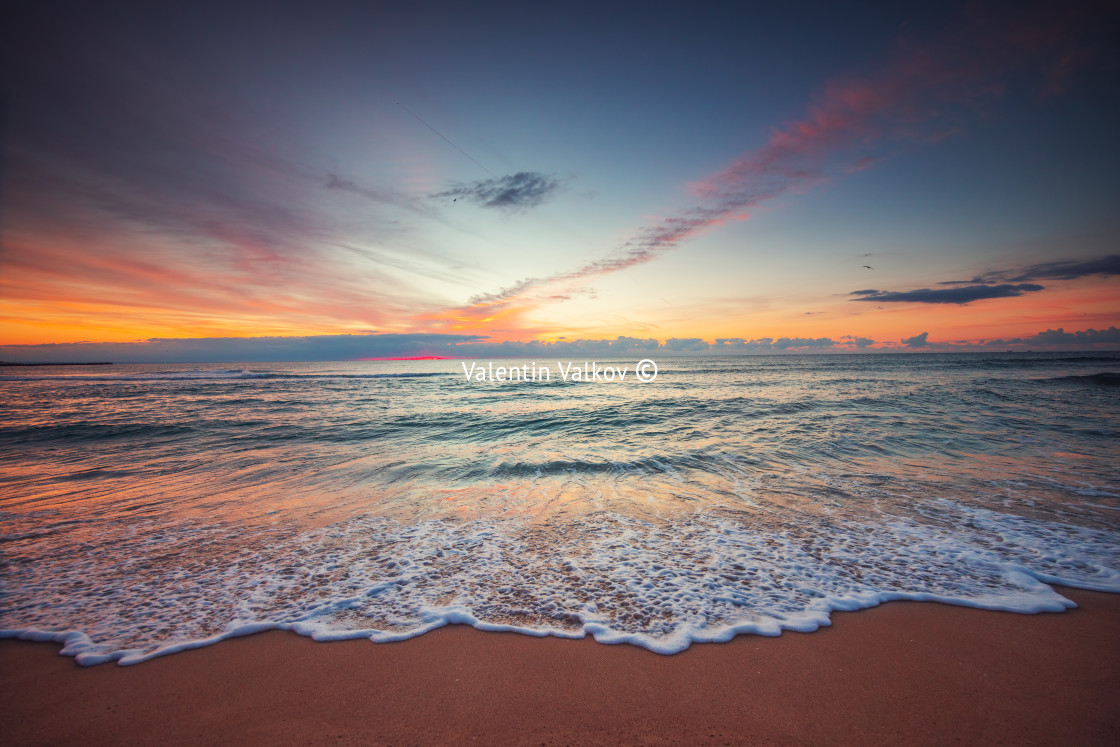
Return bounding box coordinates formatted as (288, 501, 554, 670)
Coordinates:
(1, 0, 1118, 361)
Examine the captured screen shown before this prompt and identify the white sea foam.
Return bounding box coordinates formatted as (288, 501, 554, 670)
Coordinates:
(2, 501, 1117, 664)
(3, 355, 1118, 664)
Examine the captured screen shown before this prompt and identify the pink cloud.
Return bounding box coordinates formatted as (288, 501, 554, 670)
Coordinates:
(433, 2, 1111, 327)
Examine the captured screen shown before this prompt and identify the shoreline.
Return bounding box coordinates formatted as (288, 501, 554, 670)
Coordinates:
(2, 588, 1119, 745)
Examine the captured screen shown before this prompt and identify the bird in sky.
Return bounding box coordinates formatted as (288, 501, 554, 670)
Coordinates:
(863, 265, 873, 269)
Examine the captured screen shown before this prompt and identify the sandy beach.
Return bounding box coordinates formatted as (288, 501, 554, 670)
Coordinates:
(3, 586, 1118, 745)
(5, 0, 1120, 742)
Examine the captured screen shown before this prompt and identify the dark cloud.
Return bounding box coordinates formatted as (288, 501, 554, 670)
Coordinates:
(0, 334, 669, 364)
(452, 5, 1111, 310)
(849, 289, 881, 296)
(1003, 255, 1120, 282)
(600, 336, 662, 353)
(432, 172, 562, 211)
(713, 338, 775, 352)
(936, 255, 1119, 286)
(663, 337, 709, 352)
(984, 327, 1120, 347)
(852, 284, 1044, 304)
(774, 337, 835, 350)
(5, 325, 1119, 363)
(0, 334, 490, 364)
(713, 337, 836, 352)
(1024, 326, 1120, 345)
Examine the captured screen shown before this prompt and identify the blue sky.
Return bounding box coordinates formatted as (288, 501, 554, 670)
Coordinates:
(1, 0, 1117, 361)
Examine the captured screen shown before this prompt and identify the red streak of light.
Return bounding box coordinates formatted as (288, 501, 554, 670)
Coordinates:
(354, 356, 453, 361)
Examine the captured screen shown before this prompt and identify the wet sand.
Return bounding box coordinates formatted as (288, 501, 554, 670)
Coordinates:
(3, 587, 1118, 745)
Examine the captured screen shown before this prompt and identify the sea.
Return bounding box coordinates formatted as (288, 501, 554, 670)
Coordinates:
(1, 353, 1119, 665)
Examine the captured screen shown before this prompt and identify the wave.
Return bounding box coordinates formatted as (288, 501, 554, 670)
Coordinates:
(1041, 372, 1120, 386)
(2, 355, 1118, 666)
(2, 502, 1117, 665)
(0, 422, 198, 444)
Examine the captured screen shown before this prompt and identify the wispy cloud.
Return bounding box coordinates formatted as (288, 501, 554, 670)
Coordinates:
(852, 284, 1044, 304)
(446, 2, 1107, 319)
(466, 278, 543, 306)
(939, 254, 1120, 285)
(0, 23, 444, 340)
(325, 174, 437, 217)
(996, 254, 1120, 283)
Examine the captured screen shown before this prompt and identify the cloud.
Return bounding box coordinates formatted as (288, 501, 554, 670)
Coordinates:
(863, 253, 1114, 314)
(325, 174, 435, 217)
(713, 338, 775, 352)
(448, 2, 1108, 316)
(3, 332, 699, 363)
(852, 284, 1044, 304)
(713, 336, 837, 352)
(432, 172, 562, 211)
(1022, 326, 1120, 345)
(5, 325, 1120, 363)
(847, 156, 878, 173)
(0, 333, 490, 364)
(663, 337, 710, 352)
(599, 336, 662, 353)
(466, 278, 542, 306)
(901, 332, 930, 348)
(983, 326, 1120, 347)
(325, 174, 400, 204)
(0, 15, 451, 338)
(1002, 254, 1120, 282)
(773, 337, 835, 350)
(936, 254, 1119, 286)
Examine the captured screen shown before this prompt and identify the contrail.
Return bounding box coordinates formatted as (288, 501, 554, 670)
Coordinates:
(397, 102, 497, 178)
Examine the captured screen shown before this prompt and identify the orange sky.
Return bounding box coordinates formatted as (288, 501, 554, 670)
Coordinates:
(2, 0, 1118, 355)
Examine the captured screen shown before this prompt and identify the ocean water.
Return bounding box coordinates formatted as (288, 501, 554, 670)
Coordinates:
(1, 353, 1119, 665)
